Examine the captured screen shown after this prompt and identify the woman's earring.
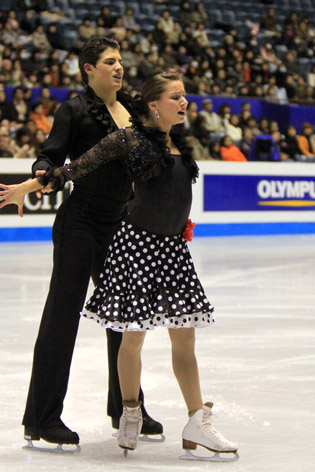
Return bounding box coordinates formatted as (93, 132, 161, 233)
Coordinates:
(155, 110, 160, 119)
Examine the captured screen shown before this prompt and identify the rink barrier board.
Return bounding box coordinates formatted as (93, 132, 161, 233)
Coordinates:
(1, 160, 315, 241)
(1, 222, 315, 242)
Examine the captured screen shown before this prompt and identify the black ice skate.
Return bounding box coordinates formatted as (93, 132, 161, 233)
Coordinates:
(23, 422, 80, 454)
(112, 405, 165, 443)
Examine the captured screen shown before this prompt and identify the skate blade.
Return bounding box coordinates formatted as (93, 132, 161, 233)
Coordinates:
(179, 449, 239, 462)
(113, 431, 165, 443)
(139, 434, 165, 443)
(23, 439, 81, 454)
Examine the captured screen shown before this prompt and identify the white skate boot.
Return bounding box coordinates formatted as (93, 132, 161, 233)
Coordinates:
(118, 401, 143, 457)
(180, 402, 239, 462)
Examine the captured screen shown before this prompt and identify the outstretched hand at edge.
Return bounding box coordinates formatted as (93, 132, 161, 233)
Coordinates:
(0, 178, 53, 218)
(0, 183, 26, 217)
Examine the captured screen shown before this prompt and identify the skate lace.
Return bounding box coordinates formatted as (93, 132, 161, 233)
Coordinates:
(202, 411, 230, 445)
(123, 409, 141, 439)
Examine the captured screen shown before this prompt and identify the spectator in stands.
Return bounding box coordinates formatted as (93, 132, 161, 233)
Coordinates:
(178, 1, 194, 26)
(138, 52, 159, 79)
(11, 126, 36, 158)
(183, 101, 198, 132)
(220, 135, 247, 162)
(123, 66, 139, 92)
(11, 86, 29, 123)
(279, 125, 304, 161)
(240, 127, 254, 159)
(0, 130, 14, 157)
(46, 23, 64, 51)
(193, 23, 210, 48)
(198, 98, 221, 134)
(160, 44, 178, 69)
(78, 17, 97, 44)
(33, 127, 46, 154)
(271, 130, 292, 161)
(140, 32, 154, 55)
(268, 120, 279, 134)
(97, 6, 116, 29)
(2, 20, 19, 47)
(159, 9, 175, 39)
(39, 87, 57, 115)
(247, 115, 261, 137)
(168, 22, 182, 46)
(122, 7, 140, 33)
(191, 2, 209, 25)
(239, 109, 252, 129)
(20, 9, 37, 34)
(152, 19, 167, 47)
(32, 24, 51, 51)
(29, 100, 52, 134)
(303, 85, 315, 105)
(0, 58, 13, 85)
(307, 65, 315, 88)
(110, 17, 128, 43)
(217, 103, 231, 132)
(260, 41, 282, 73)
(64, 51, 80, 78)
(284, 74, 297, 100)
(186, 115, 213, 161)
(260, 7, 279, 37)
(209, 140, 222, 160)
(295, 76, 307, 101)
(11, 59, 24, 86)
(259, 117, 270, 134)
(0, 89, 19, 126)
(282, 51, 300, 76)
(298, 123, 315, 158)
(224, 114, 243, 143)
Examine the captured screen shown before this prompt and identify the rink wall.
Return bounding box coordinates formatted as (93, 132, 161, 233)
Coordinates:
(1, 159, 315, 241)
(4, 86, 315, 133)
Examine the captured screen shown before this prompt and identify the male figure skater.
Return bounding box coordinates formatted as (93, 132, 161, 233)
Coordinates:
(22, 37, 163, 448)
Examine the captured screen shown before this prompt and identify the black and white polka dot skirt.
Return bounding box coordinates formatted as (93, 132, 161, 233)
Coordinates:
(82, 221, 215, 331)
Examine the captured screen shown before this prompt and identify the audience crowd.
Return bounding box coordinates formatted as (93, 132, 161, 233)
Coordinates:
(0, 0, 314, 160)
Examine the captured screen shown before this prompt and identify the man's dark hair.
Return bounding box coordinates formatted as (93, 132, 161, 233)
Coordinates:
(78, 37, 120, 87)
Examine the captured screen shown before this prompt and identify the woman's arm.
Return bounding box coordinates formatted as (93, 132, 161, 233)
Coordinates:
(46, 127, 131, 190)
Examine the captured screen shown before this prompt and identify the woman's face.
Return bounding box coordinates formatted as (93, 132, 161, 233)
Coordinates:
(154, 80, 188, 126)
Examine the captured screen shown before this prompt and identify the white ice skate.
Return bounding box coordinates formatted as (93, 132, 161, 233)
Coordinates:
(118, 401, 143, 457)
(180, 402, 239, 462)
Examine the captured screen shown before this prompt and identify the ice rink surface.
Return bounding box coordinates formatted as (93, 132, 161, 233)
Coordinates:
(0, 235, 314, 472)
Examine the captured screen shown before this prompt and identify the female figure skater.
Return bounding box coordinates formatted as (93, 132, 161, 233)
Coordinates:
(0, 71, 238, 462)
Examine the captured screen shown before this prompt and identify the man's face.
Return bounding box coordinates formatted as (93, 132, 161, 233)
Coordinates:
(87, 47, 124, 91)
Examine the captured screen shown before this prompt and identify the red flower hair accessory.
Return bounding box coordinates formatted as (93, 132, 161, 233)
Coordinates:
(183, 219, 195, 242)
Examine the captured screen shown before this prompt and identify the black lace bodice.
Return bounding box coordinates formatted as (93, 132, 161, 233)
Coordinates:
(42, 120, 199, 235)
(46, 119, 198, 190)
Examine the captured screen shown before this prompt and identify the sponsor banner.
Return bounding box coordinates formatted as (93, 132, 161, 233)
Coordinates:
(204, 175, 315, 212)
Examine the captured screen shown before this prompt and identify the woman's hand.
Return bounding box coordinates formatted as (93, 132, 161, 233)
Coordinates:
(0, 183, 27, 217)
(0, 178, 53, 217)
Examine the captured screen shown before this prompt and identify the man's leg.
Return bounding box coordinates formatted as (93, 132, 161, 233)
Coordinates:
(22, 200, 94, 443)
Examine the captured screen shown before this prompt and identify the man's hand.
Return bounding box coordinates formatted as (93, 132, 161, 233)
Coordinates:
(35, 170, 47, 198)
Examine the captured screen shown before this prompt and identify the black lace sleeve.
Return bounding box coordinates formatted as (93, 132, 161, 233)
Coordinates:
(44, 128, 135, 190)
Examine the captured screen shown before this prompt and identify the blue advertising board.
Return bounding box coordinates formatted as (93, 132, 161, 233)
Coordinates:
(204, 175, 315, 212)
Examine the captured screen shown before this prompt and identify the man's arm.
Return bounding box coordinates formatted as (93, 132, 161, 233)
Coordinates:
(32, 100, 77, 176)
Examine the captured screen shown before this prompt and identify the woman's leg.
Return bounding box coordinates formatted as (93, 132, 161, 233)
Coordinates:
(117, 331, 146, 402)
(168, 328, 203, 413)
